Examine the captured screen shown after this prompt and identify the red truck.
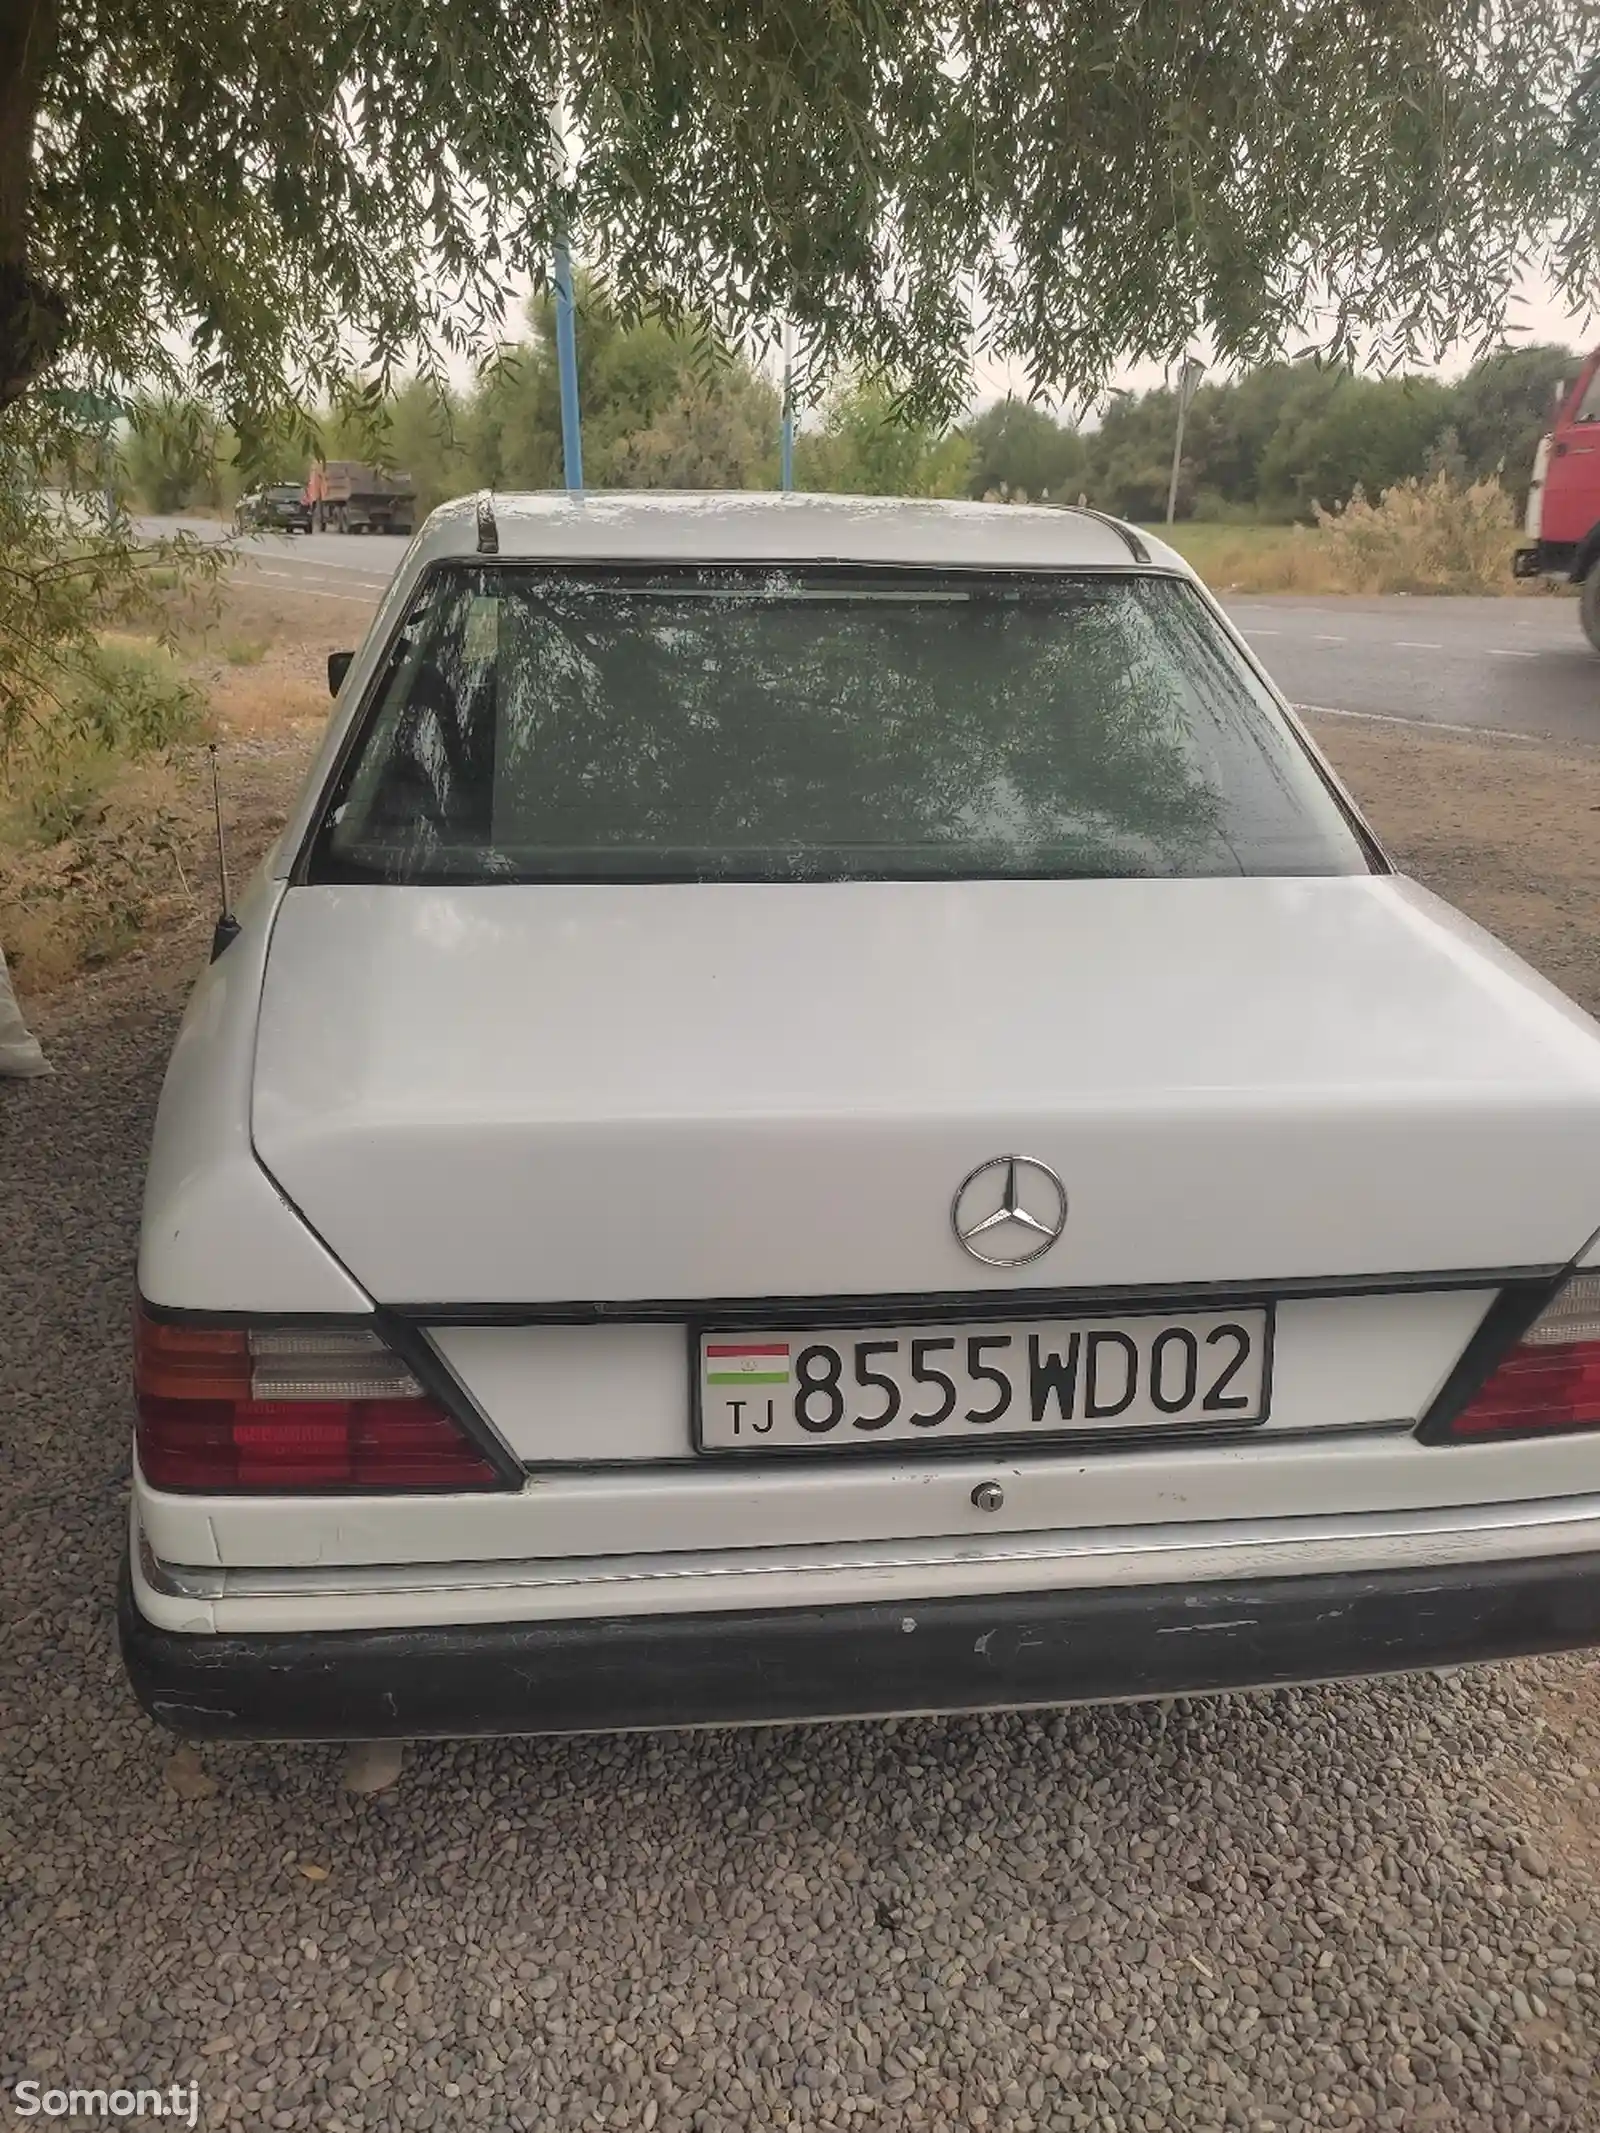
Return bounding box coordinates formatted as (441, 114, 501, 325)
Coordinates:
(1513, 350, 1600, 648)
(303, 460, 417, 535)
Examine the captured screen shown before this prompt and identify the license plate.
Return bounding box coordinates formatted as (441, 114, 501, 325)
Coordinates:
(695, 1307, 1272, 1453)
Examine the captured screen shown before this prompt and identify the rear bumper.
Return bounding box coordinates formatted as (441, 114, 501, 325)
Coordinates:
(119, 1548, 1600, 1741)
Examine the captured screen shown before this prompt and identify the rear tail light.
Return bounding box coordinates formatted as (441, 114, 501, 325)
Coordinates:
(134, 1307, 503, 1491)
(1440, 1272, 1600, 1442)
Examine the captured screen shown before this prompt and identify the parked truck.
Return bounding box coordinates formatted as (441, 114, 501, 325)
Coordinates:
(1513, 351, 1600, 650)
(303, 461, 417, 535)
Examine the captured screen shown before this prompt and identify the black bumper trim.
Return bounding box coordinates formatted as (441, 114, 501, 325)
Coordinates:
(119, 1549, 1600, 1741)
(1513, 539, 1578, 581)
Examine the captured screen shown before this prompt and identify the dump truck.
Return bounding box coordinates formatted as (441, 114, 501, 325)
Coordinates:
(1513, 351, 1600, 650)
(303, 461, 417, 535)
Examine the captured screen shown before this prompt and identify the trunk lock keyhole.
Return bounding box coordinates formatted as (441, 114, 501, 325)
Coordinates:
(971, 1481, 1005, 1512)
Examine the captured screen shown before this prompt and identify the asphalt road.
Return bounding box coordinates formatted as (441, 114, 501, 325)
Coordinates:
(1223, 593, 1598, 748)
(143, 519, 1599, 747)
(142, 519, 400, 596)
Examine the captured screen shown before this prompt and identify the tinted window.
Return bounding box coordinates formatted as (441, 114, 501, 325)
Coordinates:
(310, 566, 1370, 884)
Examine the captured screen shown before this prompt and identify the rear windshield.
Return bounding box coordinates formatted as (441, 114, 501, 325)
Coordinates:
(308, 565, 1370, 885)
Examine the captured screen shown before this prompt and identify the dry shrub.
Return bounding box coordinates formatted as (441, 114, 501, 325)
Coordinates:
(1161, 475, 1536, 596)
(1312, 470, 1521, 594)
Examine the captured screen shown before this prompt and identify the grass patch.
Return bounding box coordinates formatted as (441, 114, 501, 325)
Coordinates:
(0, 758, 197, 982)
(1144, 521, 1329, 593)
(63, 638, 208, 754)
(1, 640, 212, 985)
(223, 636, 270, 666)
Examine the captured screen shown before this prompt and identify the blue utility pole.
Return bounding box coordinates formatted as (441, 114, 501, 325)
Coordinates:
(552, 234, 583, 492)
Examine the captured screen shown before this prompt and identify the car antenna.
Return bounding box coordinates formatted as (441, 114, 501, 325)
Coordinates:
(208, 742, 241, 962)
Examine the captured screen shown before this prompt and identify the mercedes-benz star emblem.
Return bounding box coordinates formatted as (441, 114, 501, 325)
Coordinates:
(951, 1155, 1068, 1267)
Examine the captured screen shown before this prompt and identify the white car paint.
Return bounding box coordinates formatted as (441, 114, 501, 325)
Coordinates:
(127, 492, 1600, 1702)
(250, 873, 1600, 1306)
(136, 870, 369, 1314)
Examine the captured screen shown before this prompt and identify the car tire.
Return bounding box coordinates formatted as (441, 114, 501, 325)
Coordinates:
(1581, 560, 1600, 655)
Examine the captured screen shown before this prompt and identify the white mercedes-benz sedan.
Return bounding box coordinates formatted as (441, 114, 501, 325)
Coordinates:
(121, 491, 1600, 1741)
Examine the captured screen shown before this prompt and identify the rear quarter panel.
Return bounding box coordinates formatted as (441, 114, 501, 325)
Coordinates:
(137, 872, 370, 1313)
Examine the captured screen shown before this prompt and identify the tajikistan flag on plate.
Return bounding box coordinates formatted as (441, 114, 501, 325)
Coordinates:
(705, 1342, 792, 1386)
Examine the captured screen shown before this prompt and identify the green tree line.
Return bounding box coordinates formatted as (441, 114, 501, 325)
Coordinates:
(965, 343, 1579, 519)
(124, 297, 1584, 528)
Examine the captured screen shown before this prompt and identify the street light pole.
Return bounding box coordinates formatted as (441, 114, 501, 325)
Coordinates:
(1165, 356, 1206, 526)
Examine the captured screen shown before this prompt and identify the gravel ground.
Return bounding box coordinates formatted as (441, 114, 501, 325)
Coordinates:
(5, 962, 1600, 2130)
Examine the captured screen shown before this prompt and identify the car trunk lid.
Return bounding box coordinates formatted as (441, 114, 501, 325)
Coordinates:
(251, 873, 1600, 1305)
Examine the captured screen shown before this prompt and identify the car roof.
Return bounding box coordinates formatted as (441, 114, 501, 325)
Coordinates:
(410, 490, 1193, 576)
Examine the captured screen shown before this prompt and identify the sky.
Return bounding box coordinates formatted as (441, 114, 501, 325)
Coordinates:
(968, 267, 1599, 415)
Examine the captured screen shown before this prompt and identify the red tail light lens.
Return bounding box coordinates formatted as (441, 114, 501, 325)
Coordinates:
(1443, 1273, 1600, 1441)
(134, 1308, 503, 1491)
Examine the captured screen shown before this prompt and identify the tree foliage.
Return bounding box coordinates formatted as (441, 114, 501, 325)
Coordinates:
(121, 396, 225, 515)
(210, 288, 787, 519)
(964, 399, 1086, 503)
(607, 376, 779, 491)
(442, 289, 780, 502)
(1449, 345, 1579, 498)
(0, 410, 222, 754)
(6, 0, 1600, 435)
(489, 290, 779, 491)
(796, 380, 971, 497)
(1253, 374, 1454, 516)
